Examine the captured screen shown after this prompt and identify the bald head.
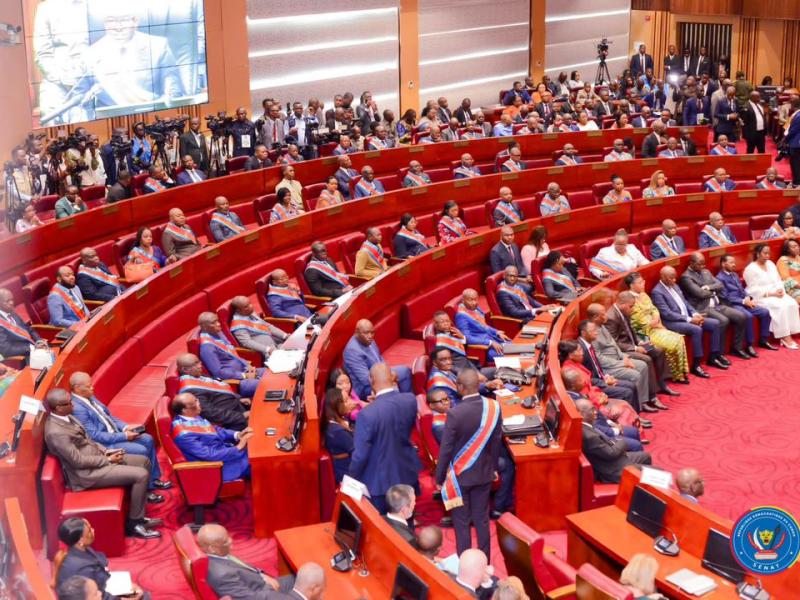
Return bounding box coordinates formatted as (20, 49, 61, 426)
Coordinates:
(231, 296, 249, 312)
(197, 524, 230, 555)
(0, 288, 14, 312)
(574, 398, 594, 420)
(294, 562, 326, 599)
(369, 363, 393, 393)
(585, 303, 605, 320)
(458, 549, 489, 588)
(46, 388, 70, 412)
(676, 467, 704, 499)
(660, 265, 677, 285)
(417, 526, 443, 560)
(68, 371, 91, 391)
(456, 368, 480, 397)
(198, 312, 217, 328)
(561, 367, 584, 392)
(176, 352, 201, 373)
(214, 196, 229, 211)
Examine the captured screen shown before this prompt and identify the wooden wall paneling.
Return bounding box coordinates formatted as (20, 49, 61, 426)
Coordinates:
(631, 0, 670, 9)
(737, 17, 759, 80)
(742, 0, 800, 20)
(653, 11, 672, 79)
(781, 21, 800, 88)
(669, 0, 743, 15)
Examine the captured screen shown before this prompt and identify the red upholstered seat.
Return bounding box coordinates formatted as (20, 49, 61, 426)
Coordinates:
(639, 226, 691, 259)
(23, 277, 52, 325)
(131, 173, 149, 196)
(113, 234, 137, 274)
(165, 361, 181, 398)
(81, 185, 106, 203)
(592, 183, 642, 203)
(579, 237, 613, 274)
(578, 454, 618, 511)
(254, 274, 302, 334)
(565, 189, 594, 209)
(155, 396, 246, 526)
(378, 174, 401, 192)
(428, 167, 452, 183)
(33, 194, 58, 221)
(576, 563, 634, 600)
(253, 194, 277, 226)
(226, 155, 248, 173)
(484, 271, 523, 337)
(496, 513, 577, 600)
(411, 355, 430, 396)
(416, 393, 439, 469)
(401, 270, 481, 339)
(674, 181, 703, 195)
(41, 455, 126, 559)
(25, 254, 80, 288)
(749, 214, 779, 239)
(693, 220, 751, 244)
(172, 525, 219, 600)
(319, 452, 336, 523)
(338, 232, 367, 274)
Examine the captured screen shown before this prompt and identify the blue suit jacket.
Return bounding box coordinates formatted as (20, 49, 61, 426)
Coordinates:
(342, 336, 385, 399)
(715, 99, 739, 135)
(266, 290, 312, 319)
(716, 270, 749, 306)
(348, 390, 421, 496)
(649, 235, 686, 261)
(497, 287, 542, 320)
(199, 335, 248, 380)
(703, 179, 736, 192)
(48, 286, 87, 327)
(172, 417, 249, 481)
(502, 90, 531, 105)
(643, 91, 666, 110)
(76, 262, 119, 302)
(176, 170, 207, 186)
(489, 241, 527, 275)
(683, 97, 709, 126)
(787, 113, 800, 150)
(70, 394, 128, 445)
(209, 211, 244, 242)
(335, 168, 358, 199)
(651, 282, 696, 324)
(698, 225, 737, 248)
(454, 308, 503, 347)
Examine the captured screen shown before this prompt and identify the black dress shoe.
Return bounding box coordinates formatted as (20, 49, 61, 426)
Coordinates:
(717, 354, 732, 366)
(730, 349, 750, 360)
(639, 419, 653, 429)
(490, 510, 504, 520)
(142, 517, 163, 528)
(439, 516, 453, 528)
(152, 479, 173, 490)
(759, 340, 779, 351)
(650, 398, 669, 410)
(128, 523, 161, 539)
(146, 493, 165, 504)
(672, 377, 690, 385)
(659, 387, 680, 397)
(641, 402, 659, 413)
(707, 356, 728, 370)
(691, 366, 711, 378)
(746, 345, 759, 358)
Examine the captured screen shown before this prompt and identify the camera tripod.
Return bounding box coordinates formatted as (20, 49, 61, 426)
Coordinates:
(151, 138, 176, 178)
(208, 132, 230, 178)
(595, 57, 611, 86)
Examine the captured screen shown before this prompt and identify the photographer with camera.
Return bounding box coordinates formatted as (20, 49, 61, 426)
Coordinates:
(230, 107, 257, 157)
(143, 117, 189, 176)
(100, 127, 134, 186)
(55, 185, 87, 220)
(4, 147, 38, 213)
(81, 135, 107, 187)
(179, 117, 209, 173)
(63, 131, 99, 189)
(131, 122, 152, 174)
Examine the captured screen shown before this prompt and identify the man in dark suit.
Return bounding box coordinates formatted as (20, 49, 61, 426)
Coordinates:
(715, 86, 740, 141)
(683, 89, 709, 126)
(383, 484, 418, 547)
(176, 353, 251, 429)
(69, 371, 170, 496)
(649, 219, 686, 261)
(244, 144, 274, 171)
(741, 91, 768, 154)
(76, 247, 122, 302)
(304, 242, 352, 299)
(690, 47, 712, 78)
(679, 128, 698, 156)
(576, 398, 652, 483)
(43, 389, 161, 539)
(496, 266, 558, 323)
(641, 121, 667, 158)
(680, 252, 748, 359)
(594, 90, 615, 119)
(178, 117, 209, 172)
(175, 156, 207, 186)
(607, 293, 679, 394)
(349, 364, 420, 514)
(454, 98, 474, 126)
(630, 44, 654, 79)
(105, 170, 133, 203)
(651, 265, 722, 377)
(435, 370, 503, 559)
(678, 48, 692, 78)
(489, 226, 532, 293)
(0, 287, 47, 363)
(197, 523, 306, 599)
(663, 45, 681, 80)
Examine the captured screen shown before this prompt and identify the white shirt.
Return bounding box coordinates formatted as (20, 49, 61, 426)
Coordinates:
(749, 101, 764, 131)
(385, 513, 409, 526)
(80, 149, 107, 187)
(590, 245, 649, 278)
(663, 283, 690, 320)
(374, 387, 396, 398)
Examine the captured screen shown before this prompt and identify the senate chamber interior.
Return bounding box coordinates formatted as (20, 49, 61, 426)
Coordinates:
(2, 0, 800, 599)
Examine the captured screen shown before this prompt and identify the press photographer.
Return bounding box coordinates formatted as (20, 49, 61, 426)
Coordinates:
(3, 147, 39, 230)
(100, 128, 134, 187)
(144, 117, 188, 177)
(205, 111, 235, 175)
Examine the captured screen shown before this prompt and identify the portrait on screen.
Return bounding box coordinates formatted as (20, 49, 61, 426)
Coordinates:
(24, 0, 208, 127)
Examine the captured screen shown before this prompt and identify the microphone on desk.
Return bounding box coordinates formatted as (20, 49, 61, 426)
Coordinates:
(700, 559, 769, 599)
(629, 510, 680, 556)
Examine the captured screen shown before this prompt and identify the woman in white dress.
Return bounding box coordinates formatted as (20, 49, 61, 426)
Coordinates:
(743, 244, 800, 349)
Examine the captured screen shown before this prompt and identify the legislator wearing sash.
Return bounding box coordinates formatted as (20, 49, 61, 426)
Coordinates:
(557, 154, 578, 166)
(395, 227, 427, 251)
(355, 178, 380, 197)
(439, 216, 467, 238)
(651, 234, 679, 257)
(441, 397, 501, 510)
(710, 144, 736, 155)
(497, 281, 533, 311)
(172, 415, 219, 438)
(501, 159, 522, 172)
(605, 151, 630, 162)
(229, 314, 277, 337)
(427, 368, 459, 400)
(761, 222, 785, 240)
(164, 223, 197, 244)
(403, 172, 430, 187)
(456, 303, 490, 330)
(539, 194, 567, 214)
(589, 256, 627, 277)
(757, 178, 785, 190)
(305, 260, 349, 287)
(77, 265, 122, 292)
(179, 375, 237, 397)
(453, 166, 480, 178)
(435, 331, 467, 356)
(358, 241, 386, 270)
(704, 178, 725, 192)
(542, 269, 577, 293)
(494, 201, 521, 224)
(210, 212, 246, 235)
(700, 224, 730, 246)
(127, 247, 161, 271)
(50, 284, 88, 321)
(145, 177, 168, 193)
(267, 285, 303, 302)
(369, 138, 389, 150)
(199, 332, 240, 361)
(602, 190, 632, 205)
(0, 317, 35, 344)
(270, 203, 296, 223)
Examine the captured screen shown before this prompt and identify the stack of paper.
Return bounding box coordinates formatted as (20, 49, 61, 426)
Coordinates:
(106, 572, 134, 596)
(666, 569, 717, 595)
(266, 349, 305, 373)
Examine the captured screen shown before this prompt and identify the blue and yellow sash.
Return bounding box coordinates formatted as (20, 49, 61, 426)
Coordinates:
(211, 212, 245, 234)
(495, 202, 521, 224)
(179, 375, 237, 397)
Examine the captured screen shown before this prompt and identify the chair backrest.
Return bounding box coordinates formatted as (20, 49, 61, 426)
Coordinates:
(254, 273, 271, 316)
(749, 214, 778, 239)
(155, 395, 187, 466)
(576, 564, 634, 600)
(165, 361, 181, 398)
(411, 354, 430, 397)
(40, 454, 66, 559)
(131, 173, 149, 196)
(294, 251, 313, 295)
(338, 232, 367, 273)
(484, 271, 504, 315)
(216, 300, 235, 343)
(113, 234, 137, 273)
(496, 512, 548, 598)
(253, 194, 277, 226)
(23, 277, 52, 325)
(172, 525, 218, 600)
(226, 155, 248, 173)
(484, 198, 500, 228)
(422, 322, 436, 356)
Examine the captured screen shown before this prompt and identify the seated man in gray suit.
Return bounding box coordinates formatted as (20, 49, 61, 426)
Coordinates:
(229, 295, 288, 358)
(576, 398, 652, 483)
(197, 523, 312, 599)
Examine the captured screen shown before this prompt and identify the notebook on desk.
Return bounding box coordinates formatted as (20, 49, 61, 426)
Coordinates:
(502, 343, 537, 355)
(502, 414, 543, 436)
(666, 569, 717, 595)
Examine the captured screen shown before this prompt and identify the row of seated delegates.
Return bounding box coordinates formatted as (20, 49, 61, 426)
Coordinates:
(43, 388, 164, 539)
(142, 164, 177, 194)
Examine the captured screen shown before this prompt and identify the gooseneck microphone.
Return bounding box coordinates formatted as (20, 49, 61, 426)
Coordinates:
(630, 509, 680, 556)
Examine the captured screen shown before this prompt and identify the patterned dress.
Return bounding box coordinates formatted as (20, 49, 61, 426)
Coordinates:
(629, 291, 690, 381)
(777, 255, 800, 302)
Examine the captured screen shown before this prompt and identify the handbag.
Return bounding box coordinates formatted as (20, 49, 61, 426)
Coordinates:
(124, 261, 154, 283)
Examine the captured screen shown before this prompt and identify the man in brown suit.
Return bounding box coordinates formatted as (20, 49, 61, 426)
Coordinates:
(606, 292, 679, 408)
(161, 208, 201, 260)
(43, 389, 162, 539)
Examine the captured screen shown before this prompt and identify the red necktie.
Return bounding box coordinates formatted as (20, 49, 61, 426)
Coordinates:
(587, 343, 605, 377)
(273, 122, 278, 141)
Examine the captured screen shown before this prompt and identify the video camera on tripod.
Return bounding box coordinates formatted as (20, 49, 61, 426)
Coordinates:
(144, 117, 188, 144)
(205, 112, 235, 137)
(45, 132, 85, 157)
(596, 38, 612, 59)
(594, 37, 613, 85)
